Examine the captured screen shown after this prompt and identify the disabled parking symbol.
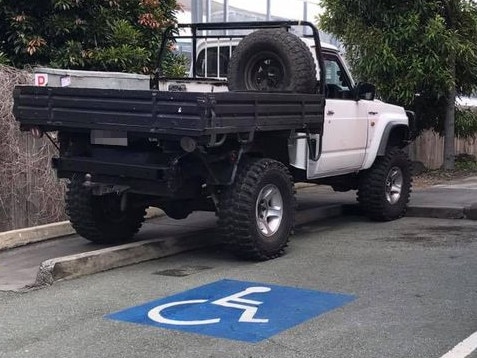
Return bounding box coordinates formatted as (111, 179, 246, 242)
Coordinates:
(106, 279, 355, 342)
(148, 286, 271, 325)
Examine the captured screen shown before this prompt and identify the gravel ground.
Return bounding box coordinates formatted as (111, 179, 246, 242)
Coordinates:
(413, 168, 477, 188)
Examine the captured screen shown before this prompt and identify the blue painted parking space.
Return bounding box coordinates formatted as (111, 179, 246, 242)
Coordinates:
(106, 279, 355, 342)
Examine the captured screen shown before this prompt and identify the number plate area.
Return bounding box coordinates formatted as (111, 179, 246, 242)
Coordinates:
(90, 130, 128, 146)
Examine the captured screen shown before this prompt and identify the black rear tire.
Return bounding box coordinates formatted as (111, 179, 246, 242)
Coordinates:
(227, 29, 317, 93)
(66, 175, 146, 244)
(357, 148, 412, 221)
(218, 158, 296, 261)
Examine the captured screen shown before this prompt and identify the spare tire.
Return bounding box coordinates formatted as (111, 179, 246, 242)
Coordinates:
(227, 29, 317, 93)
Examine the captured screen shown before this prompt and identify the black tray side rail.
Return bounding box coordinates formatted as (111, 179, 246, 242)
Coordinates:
(13, 86, 324, 143)
(13, 86, 210, 138)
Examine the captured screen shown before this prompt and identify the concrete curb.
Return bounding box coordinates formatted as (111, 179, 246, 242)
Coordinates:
(0, 207, 164, 252)
(406, 206, 466, 220)
(0, 221, 75, 251)
(27, 204, 343, 289)
(33, 230, 216, 288)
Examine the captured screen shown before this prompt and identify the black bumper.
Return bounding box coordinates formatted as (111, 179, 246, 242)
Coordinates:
(52, 156, 185, 197)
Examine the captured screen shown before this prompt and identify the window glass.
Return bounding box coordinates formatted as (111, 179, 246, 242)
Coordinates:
(323, 53, 353, 99)
(196, 46, 234, 78)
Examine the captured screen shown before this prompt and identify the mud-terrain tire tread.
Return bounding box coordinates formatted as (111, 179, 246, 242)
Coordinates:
(218, 158, 296, 261)
(227, 29, 317, 93)
(357, 147, 412, 221)
(66, 175, 146, 244)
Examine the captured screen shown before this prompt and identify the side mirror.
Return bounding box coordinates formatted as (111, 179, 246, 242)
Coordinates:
(355, 82, 376, 101)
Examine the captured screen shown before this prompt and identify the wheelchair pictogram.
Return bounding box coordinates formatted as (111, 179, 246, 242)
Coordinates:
(147, 286, 271, 326)
(107, 279, 356, 342)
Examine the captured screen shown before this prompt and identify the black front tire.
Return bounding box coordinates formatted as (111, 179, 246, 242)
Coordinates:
(357, 148, 412, 221)
(227, 29, 317, 93)
(218, 158, 296, 261)
(66, 176, 146, 244)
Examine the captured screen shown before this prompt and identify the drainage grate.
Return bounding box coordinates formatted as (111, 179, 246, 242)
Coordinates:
(153, 265, 212, 277)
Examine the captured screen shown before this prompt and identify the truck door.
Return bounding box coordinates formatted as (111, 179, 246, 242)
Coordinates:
(307, 51, 369, 179)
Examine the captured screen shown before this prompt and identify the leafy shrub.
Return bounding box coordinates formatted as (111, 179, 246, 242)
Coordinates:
(455, 153, 477, 170)
(0, 0, 184, 75)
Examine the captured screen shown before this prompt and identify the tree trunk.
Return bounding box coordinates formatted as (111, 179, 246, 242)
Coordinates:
(443, 58, 456, 170)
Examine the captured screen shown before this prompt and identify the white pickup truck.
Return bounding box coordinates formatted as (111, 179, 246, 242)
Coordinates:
(14, 21, 416, 261)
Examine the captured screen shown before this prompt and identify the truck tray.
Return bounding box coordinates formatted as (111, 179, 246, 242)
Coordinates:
(13, 86, 325, 141)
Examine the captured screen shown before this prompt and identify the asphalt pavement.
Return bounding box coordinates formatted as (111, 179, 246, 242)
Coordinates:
(1, 215, 476, 358)
(0, 177, 476, 292)
(0, 177, 476, 358)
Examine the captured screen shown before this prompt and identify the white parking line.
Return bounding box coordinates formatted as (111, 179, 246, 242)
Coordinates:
(440, 331, 477, 358)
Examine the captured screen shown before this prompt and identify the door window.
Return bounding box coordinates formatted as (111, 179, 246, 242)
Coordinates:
(323, 53, 353, 99)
